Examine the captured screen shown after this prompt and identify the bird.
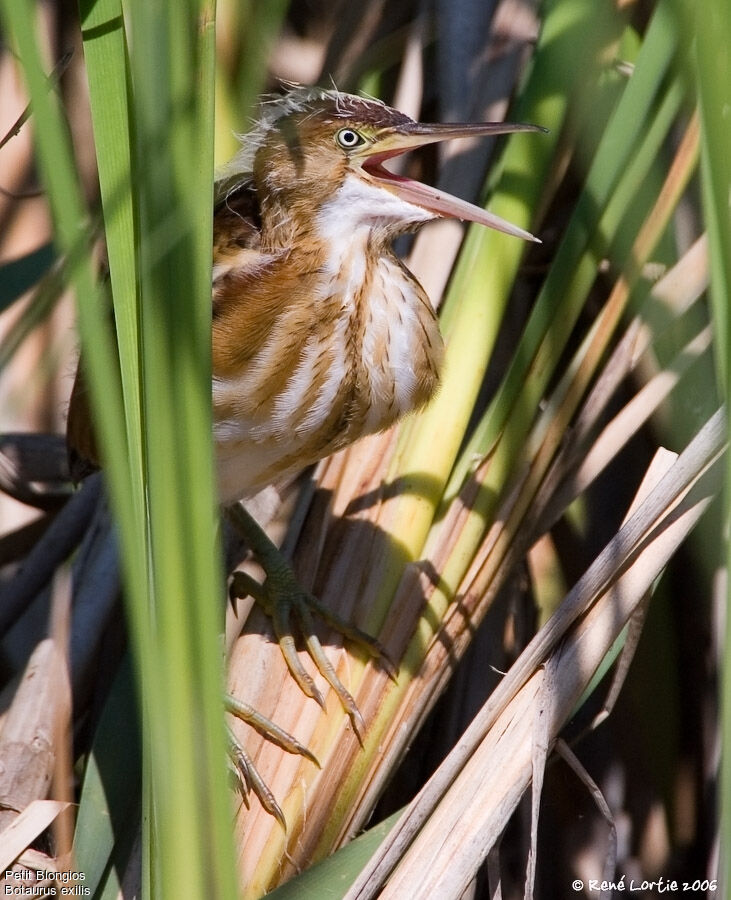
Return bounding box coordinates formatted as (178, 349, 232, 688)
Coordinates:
(210, 87, 541, 503)
(67, 86, 543, 820)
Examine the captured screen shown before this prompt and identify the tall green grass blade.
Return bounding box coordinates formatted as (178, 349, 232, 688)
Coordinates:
(75, 23, 152, 875)
(694, 2, 731, 894)
(695, 6, 731, 390)
(79, 0, 144, 524)
(73, 656, 140, 899)
(117, 1, 237, 897)
(123, 2, 237, 897)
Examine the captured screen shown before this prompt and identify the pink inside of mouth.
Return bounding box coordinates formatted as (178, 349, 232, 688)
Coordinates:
(362, 152, 410, 182)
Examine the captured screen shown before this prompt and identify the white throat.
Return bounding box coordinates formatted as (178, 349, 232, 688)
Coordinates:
(317, 172, 436, 233)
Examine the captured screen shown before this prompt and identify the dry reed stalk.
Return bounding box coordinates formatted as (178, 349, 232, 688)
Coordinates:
(347, 427, 723, 899)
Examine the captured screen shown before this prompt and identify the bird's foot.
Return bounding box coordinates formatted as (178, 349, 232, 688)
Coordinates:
(229, 567, 395, 737)
(226, 693, 319, 829)
(227, 503, 396, 738)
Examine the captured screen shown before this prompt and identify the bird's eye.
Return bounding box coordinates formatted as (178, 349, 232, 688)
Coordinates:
(335, 128, 366, 150)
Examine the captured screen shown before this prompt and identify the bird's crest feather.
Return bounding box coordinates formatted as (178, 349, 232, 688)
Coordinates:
(217, 85, 394, 185)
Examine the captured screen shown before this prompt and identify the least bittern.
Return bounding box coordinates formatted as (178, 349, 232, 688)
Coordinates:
(67, 87, 543, 820)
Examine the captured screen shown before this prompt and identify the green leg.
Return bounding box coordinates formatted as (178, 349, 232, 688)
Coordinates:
(226, 502, 396, 738)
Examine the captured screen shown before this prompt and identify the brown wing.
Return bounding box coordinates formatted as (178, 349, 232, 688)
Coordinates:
(67, 178, 263, 480)
(212, 179, 263, 318)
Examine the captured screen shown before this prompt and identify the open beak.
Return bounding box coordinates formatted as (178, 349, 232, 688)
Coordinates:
(361, 121, 546, 242)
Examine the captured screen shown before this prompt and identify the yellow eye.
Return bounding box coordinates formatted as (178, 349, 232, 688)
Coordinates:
(335, 128, 366, 150)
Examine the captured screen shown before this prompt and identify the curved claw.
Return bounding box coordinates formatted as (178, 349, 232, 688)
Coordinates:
(227, 726, 286, 829)
(292, 597, 366, 739)
(269, 594, 326, 708)
(225, 693, 320, 767)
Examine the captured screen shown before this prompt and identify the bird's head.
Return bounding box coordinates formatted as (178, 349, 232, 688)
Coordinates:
(221, 87, 544, 242)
